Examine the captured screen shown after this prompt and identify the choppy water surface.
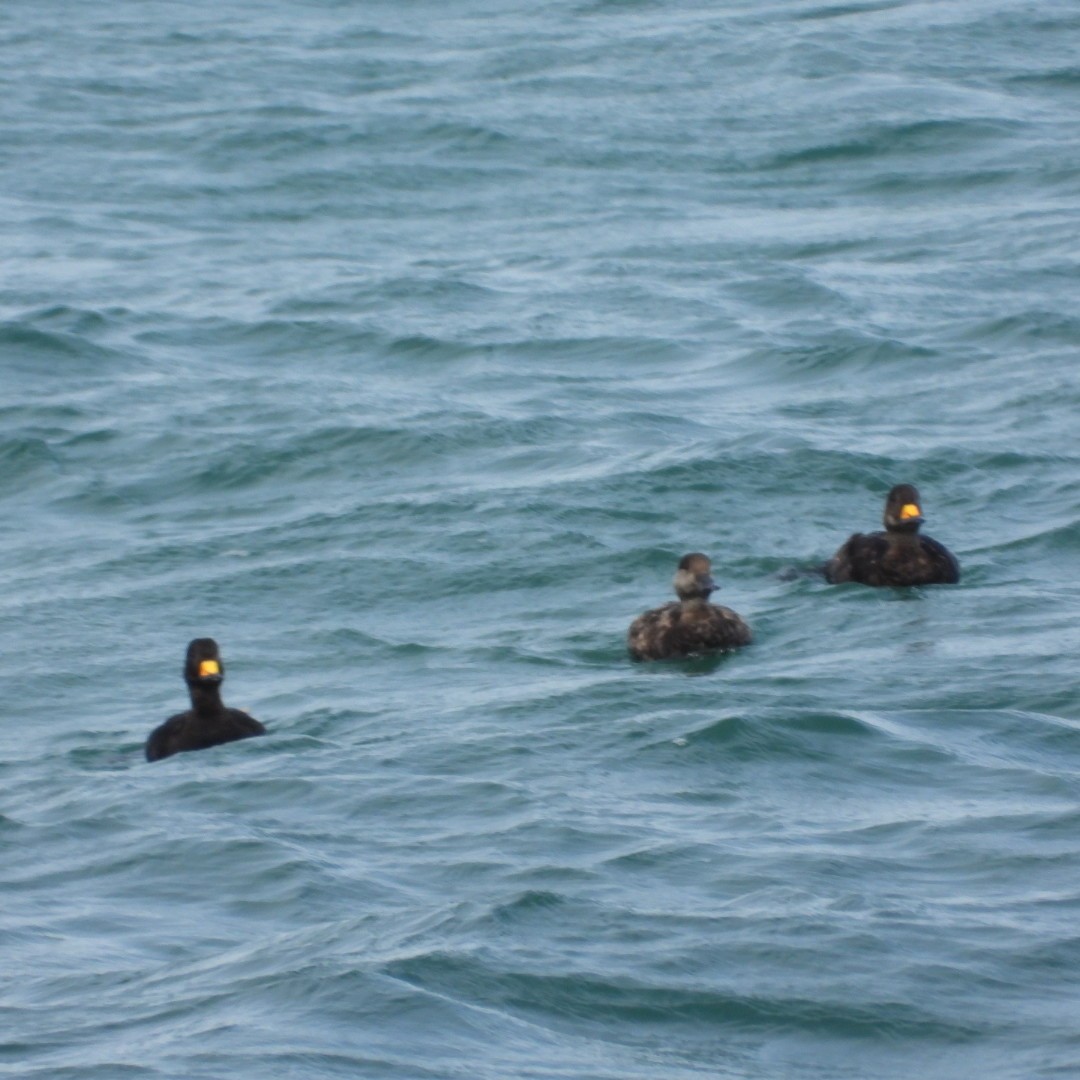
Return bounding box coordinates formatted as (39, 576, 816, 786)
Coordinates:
(2, 2, 1079, 1077)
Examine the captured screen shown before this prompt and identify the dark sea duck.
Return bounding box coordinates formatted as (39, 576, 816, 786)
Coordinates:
(824, 483, 961, 587)
(628, 553, 752, 661)
(145, 638, 266, 762)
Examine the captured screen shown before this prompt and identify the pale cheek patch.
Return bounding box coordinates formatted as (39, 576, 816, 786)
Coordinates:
(673, 570, 695, 593)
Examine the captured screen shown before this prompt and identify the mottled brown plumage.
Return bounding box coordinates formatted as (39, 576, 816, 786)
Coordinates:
(145, 638, 265, 762)
(824, 483, 960, 587)
(628, 553, 752, 662)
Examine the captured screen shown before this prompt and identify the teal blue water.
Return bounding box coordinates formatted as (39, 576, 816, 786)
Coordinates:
(3, 2, 1080, 1077)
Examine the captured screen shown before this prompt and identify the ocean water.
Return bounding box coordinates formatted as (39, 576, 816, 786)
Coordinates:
(2, 1, 1080, 1077)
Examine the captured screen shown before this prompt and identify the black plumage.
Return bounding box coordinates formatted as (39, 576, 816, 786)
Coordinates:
(628, 553, 752, 661)
(824, 483, 960, 587)
(145, 638, 265, 762)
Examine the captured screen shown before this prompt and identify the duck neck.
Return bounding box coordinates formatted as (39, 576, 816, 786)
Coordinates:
(187, 680, 226, 718)
(679, 595, 711, 610)
(885, 528, 920, 551)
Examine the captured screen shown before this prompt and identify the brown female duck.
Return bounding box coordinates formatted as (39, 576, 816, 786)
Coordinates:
(628, 553, 752, 661)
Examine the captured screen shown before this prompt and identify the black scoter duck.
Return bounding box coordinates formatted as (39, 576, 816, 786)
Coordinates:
(628, 552, 752, 661)
(824, 483, 960, 587)
(145, 638, 266, 762)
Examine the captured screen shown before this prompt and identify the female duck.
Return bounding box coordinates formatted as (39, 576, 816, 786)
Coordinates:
(145, 638, 266, 762)
(824, 483, 960, 587)
(628, 553, 752, 661)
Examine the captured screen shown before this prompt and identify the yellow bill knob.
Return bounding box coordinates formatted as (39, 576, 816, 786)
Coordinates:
(899, 503, 922, 520)
(198, 659, 221, 678)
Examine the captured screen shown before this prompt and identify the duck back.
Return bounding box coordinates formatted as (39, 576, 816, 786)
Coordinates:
(145, 707, 265, 762)
(628, 601, 751, 661)
(825, 532, 960, 587)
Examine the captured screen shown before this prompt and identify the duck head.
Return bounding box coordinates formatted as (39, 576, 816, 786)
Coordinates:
(184, 637, 225, 687)
(673, 552, 717, 601)
(883, 483, 925, 534)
